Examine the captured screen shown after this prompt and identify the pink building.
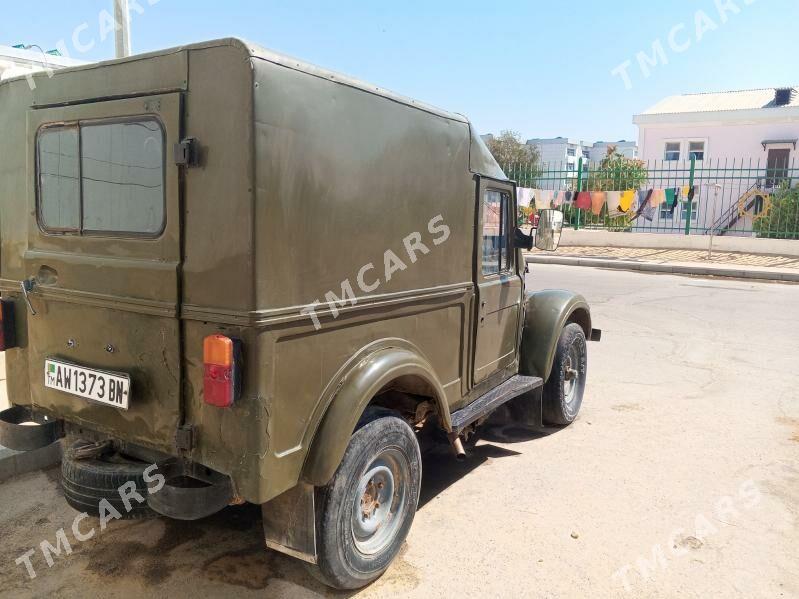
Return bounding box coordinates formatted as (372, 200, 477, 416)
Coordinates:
(632, 87, 798, 236)
(634, 87, 799, 170)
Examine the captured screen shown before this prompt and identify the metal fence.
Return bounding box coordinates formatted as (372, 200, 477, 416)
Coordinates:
(503, 156, 799, 239)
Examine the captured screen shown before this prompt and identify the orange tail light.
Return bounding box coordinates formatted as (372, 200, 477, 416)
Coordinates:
(203, 334, 242, 408)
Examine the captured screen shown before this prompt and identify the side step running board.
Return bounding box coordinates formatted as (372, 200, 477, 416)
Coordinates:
(450, 374, 543, 435)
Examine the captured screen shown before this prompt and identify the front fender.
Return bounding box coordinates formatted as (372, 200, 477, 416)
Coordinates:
(519, 289, 592, 381)
(301, 345, 450, 486)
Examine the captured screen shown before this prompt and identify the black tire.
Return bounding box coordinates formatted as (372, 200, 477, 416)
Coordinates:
(311, 411, 422, 590)
(61, 441, 155, 519)
(542, 323, 587, 425)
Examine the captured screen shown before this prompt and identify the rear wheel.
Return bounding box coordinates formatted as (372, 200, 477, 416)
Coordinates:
(311, 411, 422, 590)
(542, 323, 587, 425)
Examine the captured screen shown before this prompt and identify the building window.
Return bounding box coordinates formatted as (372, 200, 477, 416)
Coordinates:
(659, 205, 673, 220)
(566, 148, 576, 157)
(682, 200, 698, 222)
(566, 162, 575, 171)
(37, 118, 166, 237)
(688, 141, 705, 161)
(582, 150, 590, 159)
(664, 142, 680, 161)
(481, 190, 510, 275)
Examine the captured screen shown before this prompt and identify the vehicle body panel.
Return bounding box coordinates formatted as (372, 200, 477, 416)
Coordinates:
(0, 38, 592, 505)
(518, 289, 592, 382)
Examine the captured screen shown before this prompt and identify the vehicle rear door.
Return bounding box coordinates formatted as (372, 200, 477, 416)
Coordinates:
(471, 176, 523, 384)
(23, 93, 183, 452)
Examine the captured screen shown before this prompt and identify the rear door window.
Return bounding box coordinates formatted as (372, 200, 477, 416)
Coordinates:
(37, 118, 165, 237)
(38, 126, 81, 231)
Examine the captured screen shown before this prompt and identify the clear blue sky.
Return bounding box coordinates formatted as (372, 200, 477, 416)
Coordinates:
(3, 0, 795, 142)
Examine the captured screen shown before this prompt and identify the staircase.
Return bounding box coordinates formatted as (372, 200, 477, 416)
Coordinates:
(706, 182, 762, 236)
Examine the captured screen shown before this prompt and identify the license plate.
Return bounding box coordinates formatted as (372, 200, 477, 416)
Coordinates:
(44, 359, 130, 410)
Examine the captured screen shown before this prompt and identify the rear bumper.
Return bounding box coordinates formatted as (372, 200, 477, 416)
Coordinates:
(0, 406, 64, 451)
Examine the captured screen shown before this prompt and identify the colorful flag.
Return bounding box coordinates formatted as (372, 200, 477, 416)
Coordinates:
(590, 191, 607, 215)
(619, 190, 636, 212)
(575, 191, 591, 209)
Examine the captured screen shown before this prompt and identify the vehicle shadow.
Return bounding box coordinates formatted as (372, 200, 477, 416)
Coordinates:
(56, 426, 560, 598)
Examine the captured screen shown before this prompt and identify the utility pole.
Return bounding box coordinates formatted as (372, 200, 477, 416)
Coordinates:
(114, 0, 131, 58)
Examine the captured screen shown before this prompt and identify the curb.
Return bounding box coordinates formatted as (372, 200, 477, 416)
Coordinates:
(525, 255, 799, 283)
(0, 442, 62, 483)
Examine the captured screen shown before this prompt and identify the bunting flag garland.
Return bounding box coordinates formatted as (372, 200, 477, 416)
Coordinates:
(619, 190, 636, 212)
(649, 188, 665, 207)
(640, 190, 657, 221)
(574, 191, 591, 209)
(590, 191, 606, 216)
(553, 190, 566, 207)
(664, 188, 677, 207)
(517, 187, 535, 208)
(562, 191, 574, 205)
(606, 191, 624, 217)
(535, 189, 553, 209)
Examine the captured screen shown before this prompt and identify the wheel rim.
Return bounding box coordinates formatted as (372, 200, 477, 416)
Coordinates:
(351, 448, 409, 556)
(563, 343, 582, 405)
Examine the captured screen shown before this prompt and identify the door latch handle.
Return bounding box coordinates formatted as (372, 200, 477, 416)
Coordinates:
(20, 279, 37, 316)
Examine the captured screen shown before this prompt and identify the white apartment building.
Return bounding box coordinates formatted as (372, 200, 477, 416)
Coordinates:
(589, 140, 638, 161)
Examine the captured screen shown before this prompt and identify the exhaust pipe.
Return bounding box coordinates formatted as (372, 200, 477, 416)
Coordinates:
(448, 432, 466, 461)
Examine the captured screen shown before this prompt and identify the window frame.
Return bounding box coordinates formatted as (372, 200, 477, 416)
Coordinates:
(663, 141, 681, 162)
(481, 188, 513, 277)
(35, 115, 167, 239)
(681, 199, 699, 222)
(687, 140, 705, 161)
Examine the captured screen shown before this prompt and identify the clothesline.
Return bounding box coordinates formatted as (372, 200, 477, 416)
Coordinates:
(518, 186, 699, 221)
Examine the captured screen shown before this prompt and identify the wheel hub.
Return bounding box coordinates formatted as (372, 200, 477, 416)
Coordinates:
(351, 450, 408, 555)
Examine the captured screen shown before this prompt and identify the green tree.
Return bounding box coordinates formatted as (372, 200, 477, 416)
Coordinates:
(581, 145, 648, 232)
(753, 184, 799, 239)
(586, 145, 648, 191)
(487, 130, 541, 185)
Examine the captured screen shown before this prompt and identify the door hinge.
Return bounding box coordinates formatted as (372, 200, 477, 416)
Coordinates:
(175, 425, 195, 451)
(173, 137, 200, 167)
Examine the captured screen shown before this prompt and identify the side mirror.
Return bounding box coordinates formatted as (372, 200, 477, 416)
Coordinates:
(535, 209, 564, 251)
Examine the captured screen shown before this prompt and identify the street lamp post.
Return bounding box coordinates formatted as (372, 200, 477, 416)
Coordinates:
(114, 0, 131, 58)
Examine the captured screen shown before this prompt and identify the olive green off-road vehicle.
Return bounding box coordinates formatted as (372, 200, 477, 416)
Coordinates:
(0, 38, 599, 589)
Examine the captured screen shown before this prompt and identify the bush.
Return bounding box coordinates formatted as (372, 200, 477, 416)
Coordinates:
(753, 184, 799, 239)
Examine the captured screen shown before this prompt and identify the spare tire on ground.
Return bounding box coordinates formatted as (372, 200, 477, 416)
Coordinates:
(61, 440, 155, 519)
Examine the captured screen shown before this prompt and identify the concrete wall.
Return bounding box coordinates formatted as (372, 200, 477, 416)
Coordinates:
(637, 121, 799, 165)
(558, 228, 799, 257)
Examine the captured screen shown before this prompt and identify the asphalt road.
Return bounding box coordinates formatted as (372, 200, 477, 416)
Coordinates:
(1, 265, 797, 598)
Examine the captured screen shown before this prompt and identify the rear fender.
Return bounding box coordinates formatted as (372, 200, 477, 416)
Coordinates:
(519, 289, 592, 382)
(301, 341, 449, 486)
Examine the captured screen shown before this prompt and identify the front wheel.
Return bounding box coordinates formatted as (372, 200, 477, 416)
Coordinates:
(311, 411, 422, 590)
(542, 323, 587, 425)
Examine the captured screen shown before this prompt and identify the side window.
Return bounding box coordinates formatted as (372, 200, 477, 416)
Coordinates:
(81, 121, 164, 234)
(38, 126, 81, 231)
(481, 190, 510, 275)
(36, 118, 165, 237)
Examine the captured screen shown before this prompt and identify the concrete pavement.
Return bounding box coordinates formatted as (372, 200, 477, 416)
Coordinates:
(0, 265, 796, 598)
